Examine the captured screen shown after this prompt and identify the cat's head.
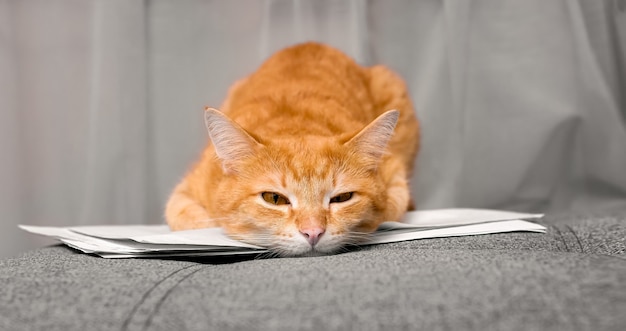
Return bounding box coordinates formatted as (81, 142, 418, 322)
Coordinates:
(204, 108, 398, 256)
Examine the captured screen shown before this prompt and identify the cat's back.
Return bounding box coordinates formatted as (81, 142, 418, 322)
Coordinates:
(217, 42, 419, 168)
(222, 43, 378, 137)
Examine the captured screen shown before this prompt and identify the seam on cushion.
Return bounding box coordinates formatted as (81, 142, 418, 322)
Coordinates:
(552, 226, 571, 252)
(121, 264, 205, 331)
(142, 265, 206, 331)
(565, 224, 585, 253)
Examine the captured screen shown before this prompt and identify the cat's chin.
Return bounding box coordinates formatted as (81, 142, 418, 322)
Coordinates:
(268, 240, 352, 257)
(232, 231, 368, 257)
(273, 246, 339, 258)
(287, 250, 331, 258)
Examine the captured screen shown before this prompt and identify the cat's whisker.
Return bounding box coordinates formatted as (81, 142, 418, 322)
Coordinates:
(337, 246, 355, 254)
(255, 251, 278, 260)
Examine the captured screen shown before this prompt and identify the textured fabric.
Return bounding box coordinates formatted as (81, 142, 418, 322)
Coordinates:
(1, 209, 624, 331)
(2, 0, 626, 259)
(0, 247, 197, 331)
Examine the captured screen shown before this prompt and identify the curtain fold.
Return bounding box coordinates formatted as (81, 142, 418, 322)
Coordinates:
(1, 0, 625, 258)
(80, 0, 149, 225)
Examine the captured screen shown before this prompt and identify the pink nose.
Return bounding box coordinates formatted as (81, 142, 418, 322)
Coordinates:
(300, 227, 325, 246)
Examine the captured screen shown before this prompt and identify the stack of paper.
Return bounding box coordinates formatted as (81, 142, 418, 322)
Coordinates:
(20, 208, 545, 259)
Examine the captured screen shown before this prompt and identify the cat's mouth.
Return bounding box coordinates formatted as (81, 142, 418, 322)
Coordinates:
(224, 226, 372, 257)
(289, 249, 332, 258)
(266, 233, 370, 257)
(266, 245, 341, 258)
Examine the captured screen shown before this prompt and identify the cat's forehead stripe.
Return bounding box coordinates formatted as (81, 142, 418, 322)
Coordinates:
(286, 157, 333, 182)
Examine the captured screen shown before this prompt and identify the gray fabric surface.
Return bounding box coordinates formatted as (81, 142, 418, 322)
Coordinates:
(1, 208, 625, 331)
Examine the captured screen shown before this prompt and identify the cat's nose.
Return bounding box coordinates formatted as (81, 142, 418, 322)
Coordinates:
(300, 227, 325, 246)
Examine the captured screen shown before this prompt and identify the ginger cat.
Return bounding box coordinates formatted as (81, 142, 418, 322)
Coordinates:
(166, 42, 419, 256)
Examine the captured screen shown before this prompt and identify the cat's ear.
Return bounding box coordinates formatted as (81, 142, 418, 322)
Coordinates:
(204, 108, 260, 173)
(345, 110, 399, 167)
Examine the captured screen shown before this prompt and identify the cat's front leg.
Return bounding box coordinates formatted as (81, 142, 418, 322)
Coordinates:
(381, 158, 412, 223)
(165, 180, 218, 230)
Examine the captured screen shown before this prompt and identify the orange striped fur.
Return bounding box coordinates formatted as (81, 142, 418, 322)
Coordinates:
(166, 42, 419, 256)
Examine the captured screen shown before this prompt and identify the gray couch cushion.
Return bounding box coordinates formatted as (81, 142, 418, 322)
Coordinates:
(1, 209, 625, 331)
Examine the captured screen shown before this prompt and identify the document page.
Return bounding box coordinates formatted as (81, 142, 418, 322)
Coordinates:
(20, 208, 545, 258)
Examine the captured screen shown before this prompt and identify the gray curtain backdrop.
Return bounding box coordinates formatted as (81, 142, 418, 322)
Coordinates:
(1, 0, 625, 258)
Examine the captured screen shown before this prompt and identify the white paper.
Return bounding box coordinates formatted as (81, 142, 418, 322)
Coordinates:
(128, 227, 264, 249)
(69, 225, 172, 239)
(19, 225, 259, 253)
(19, 208, 546, 258)
(367, 220, 546, 244)
(395, 208, 543, 228)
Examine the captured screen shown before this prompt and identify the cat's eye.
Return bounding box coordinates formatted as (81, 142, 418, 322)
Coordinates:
(261, 192, 290, 205)
(330, 192, 354, 204)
